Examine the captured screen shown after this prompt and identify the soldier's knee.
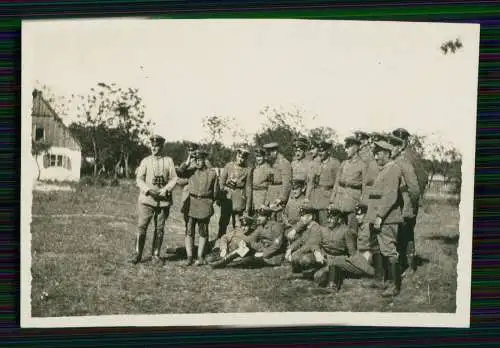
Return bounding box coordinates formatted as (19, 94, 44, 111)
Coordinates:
(300, 253, 316, 268)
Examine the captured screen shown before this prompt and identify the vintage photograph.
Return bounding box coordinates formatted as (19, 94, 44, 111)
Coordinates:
(21, 18, 479, 328)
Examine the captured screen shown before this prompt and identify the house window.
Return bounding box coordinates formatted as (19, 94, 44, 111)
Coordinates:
(43, 154, 72, 170)
(35, 127, 45, 141)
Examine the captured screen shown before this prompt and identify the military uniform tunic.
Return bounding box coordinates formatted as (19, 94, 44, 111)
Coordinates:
(306, 156, 341, 224)
(357, 160, 403, 259)
(243, 220, 286, 266)
(136, 155, 178, 208)
(358, 145, 379, 204)
(330, 154, 366, 214)
(266, 153, 293, 205)
(251, 163, 273, 211)
(291, 157, 311, 182)
(219, 161, 252, 214)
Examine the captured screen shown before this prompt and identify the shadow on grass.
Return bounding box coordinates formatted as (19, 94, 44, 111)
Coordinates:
(425, 235, 459, 245)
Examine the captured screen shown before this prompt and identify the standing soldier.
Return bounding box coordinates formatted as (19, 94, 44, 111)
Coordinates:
(306, 141, 341, 226)
(390, 129, 425, 275)
(329, 136, 366, 225)
(250, 147, 272, 214)
(356, 139, 404, 297)
(291, 137, 311, 182)
(306, 139, 321, 163)
(355, 131, 379, 204)
(263, 142, 292, 220)
(177, 143, 212, 230)
(130, 135, 178, 265)
(176, 149, 219, 266)
(217, 147, 253, 239)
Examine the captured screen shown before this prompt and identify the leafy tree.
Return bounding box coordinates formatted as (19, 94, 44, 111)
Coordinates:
(31, 139, 52, 180)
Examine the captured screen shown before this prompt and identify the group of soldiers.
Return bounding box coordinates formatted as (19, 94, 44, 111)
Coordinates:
(130, 127, 427, 297)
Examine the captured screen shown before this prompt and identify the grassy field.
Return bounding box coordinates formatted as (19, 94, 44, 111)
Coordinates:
(30, 180, 459, 317)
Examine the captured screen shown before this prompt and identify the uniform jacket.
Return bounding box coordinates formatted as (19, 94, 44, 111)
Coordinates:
(266, 153, 293, 204)
(177, 165, 219, 220)
(394, 154, 421, 218)
(365, 160, 404, 225)
(219, 161, 252, 213)
(330, 154, 366, 213)
(282, 195, 307, 228)
(293, 221, 356, 257)
(288, 220, 323, 254)
(177, 159, 212, 208)
(291, 157, 311, 182)
(215, 227, 251, 253)
(136, 155, 178, 207)
(400, 146, 428, 197)
(306, 156, 341, 210)
(358, 145, 379, 188)
(244, 220, 285, 264)
(251, 163, 273, 210)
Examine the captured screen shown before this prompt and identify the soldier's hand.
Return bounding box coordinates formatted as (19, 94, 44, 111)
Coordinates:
(314, 250, 325, 264)
(254, 252, 264, 258)
(373, 216, 382, 230)
(285, 248, 292, 262)
(220, 248, 228, 258)
(287, 229, 297, 241)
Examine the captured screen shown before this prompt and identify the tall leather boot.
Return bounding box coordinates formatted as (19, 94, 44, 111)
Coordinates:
(328, 264, 343, 291)
(185, 235, 194, 266)
(407, 241, 416, 272)
(382, 259, 401, 297)
(151, 230, 165, 265)
(196, 236, 208, 266)
(367, 253, 386, 290)
(128, 234, 146, 264)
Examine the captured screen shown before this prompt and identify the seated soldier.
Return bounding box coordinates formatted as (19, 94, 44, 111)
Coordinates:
(206, 215, 257, 266)
(322, 203, 375, 293)
(212, 204, 286, 269)
(284, 204, 372, 288)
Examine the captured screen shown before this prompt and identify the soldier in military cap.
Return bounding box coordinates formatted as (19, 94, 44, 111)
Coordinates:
(130, 134, 178, 265)
(177, 143, 212, 229)
(329, 136, 367, 226)
(215, 204, 286, 268)
(291, 137, 311, 183)
(389, 130, 424, 276)
(176, 149, 219, 266)
(305, 141, 341, 226)
(356, 138, 404, 297)
(322, 203, 376, 293)
(307, 139, 321, 163)
(217, 146, 253, 239)
(263, 142, 292, 221)
(355, 131, 379, 205)
(282, 178, 309, 231)
(250, 147, 272, 213)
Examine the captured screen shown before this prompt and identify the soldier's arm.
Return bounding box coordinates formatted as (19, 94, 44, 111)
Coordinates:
(400, 160, 420, 205)
(176, 161, 195, 179)
(136, 158, 152, 194)
(365, 159, 379, 187)
(360, 160, 368, 195)
(376, 165, 402, 222)
(262, 223, 285, 258)
(245, 168, 253, 214)
(305, 170, 314, 200)
(163, 157, 178, 192)
(279, 161, 292, 203)
(219, 163, 229, 188)
(300, 225, 322, 253)
(345, 221, 358, 256)
(330, 161, 344, 203)
(330, 158, 341, 185)
(212, 170, 221, 201)
(242, 228, 261, 251)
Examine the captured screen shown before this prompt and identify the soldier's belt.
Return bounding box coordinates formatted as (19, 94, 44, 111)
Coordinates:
(316, 184, 334, 190)
(368, 194, 382, 199)
(339, 182, 362, 190)
(190, 193, 213, 199)
(253, 185, 268, 191)
(270, 182, 282, 186)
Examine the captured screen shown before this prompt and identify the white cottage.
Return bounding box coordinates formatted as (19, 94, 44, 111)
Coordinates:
(31, 89, 82, 182)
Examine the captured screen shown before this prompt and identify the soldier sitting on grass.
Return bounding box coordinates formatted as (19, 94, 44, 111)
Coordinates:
(211, 204, 286, 269)
(205, 215, 258, 266)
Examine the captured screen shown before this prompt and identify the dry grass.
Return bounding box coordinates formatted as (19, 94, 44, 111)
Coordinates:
(30, 180, 459, 316)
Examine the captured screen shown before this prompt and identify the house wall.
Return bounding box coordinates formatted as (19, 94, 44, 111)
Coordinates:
(34, 146, 82, 182)
(32, 115, 80, 151)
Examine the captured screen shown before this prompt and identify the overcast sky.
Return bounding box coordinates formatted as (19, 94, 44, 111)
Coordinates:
(22, 18, 480, 155)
